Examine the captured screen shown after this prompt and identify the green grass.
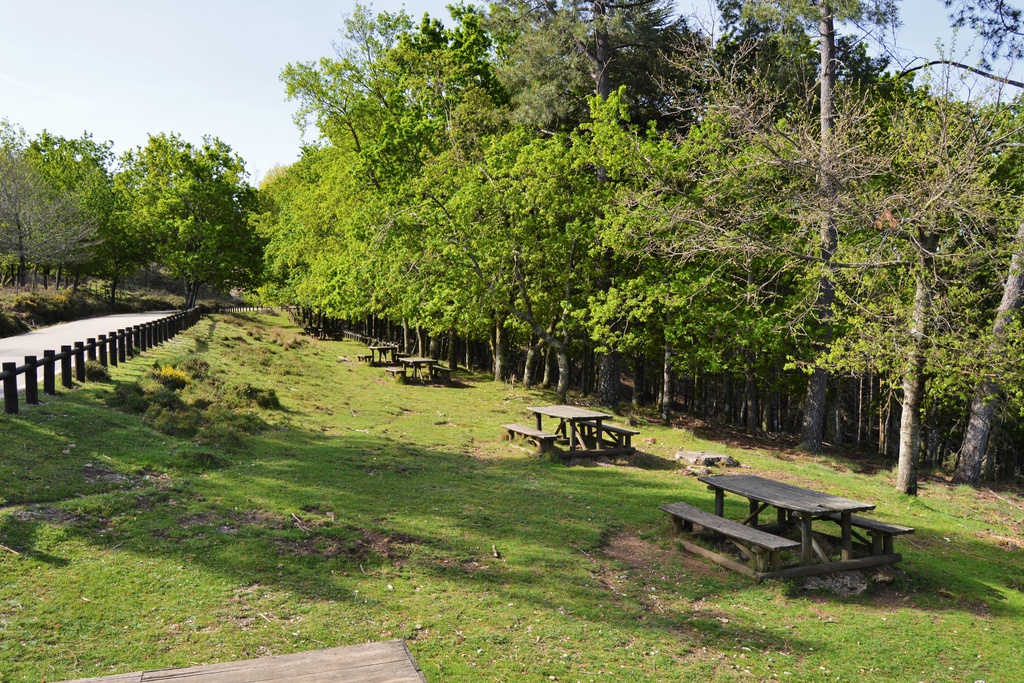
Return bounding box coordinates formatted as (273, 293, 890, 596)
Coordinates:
(1, 312, 1022, 682)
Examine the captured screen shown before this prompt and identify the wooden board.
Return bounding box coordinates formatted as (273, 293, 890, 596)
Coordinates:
(697, 474, 875, 514)
(527, 405, 612, 420)
(660, 502, 800, 551)
(58, 641, 428, 683)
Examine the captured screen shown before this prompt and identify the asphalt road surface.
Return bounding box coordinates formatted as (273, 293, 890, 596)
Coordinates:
(0, 311, 175, 395)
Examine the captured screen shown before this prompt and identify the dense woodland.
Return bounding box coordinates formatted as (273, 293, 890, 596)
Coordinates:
(4, 1, 1024, 494)
(262, 0, 1024, 494)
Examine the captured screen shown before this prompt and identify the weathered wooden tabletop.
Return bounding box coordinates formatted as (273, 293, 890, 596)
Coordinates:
(59, 640, 428, 683)
(698, 474, 875, 514)
(527, 405, 613, 421)
(401, 357, 435, 364)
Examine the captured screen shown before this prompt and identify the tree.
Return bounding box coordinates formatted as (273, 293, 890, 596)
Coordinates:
(0, 124, 95, 286)
(120, 133, 264, 308)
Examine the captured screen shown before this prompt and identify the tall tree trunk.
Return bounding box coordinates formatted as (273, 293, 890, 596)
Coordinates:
(801, 0, 839, 453)
(955, 221, 1024, 484)
(745, 363, 759, 434)
(493, 316, 509, 381)
(661, 340, 672, 424)
(448, 328, 458, 370)
(523, 335, 539, 388)
(896, 232, 939, 495)
(597, 350, 621, 408)
(542, 346, 553, 388)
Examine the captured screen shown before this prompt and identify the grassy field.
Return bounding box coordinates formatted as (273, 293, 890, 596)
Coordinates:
(1, 311, 1021, 682)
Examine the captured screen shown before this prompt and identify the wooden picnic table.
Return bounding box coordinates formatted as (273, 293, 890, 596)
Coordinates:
(528, 405, 614, 453)
(401, 356, 436, 381)
(699, 474, 879, 567)
(368, 345, 399, 365)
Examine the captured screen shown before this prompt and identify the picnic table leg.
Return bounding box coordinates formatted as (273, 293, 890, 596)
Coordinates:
(535, 413, 543, 431)
(841, 511, 853, 561)
(595, 418, 604, 450)
(569, 420, 578, 451)
(748, 500, 760, 528)
(799, 513, 813, 565)
(714, 489, 724, 517)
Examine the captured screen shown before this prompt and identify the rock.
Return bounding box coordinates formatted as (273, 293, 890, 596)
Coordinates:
(677, 465, 712, 476)
(803, 571, 868, 595)
(673, 450, 740, 467)
(872, 568, 897, 585)
(642, 437, 657, 445)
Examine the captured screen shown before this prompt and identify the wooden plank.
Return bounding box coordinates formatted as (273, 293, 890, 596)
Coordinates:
(678, 539, 758, 579)
(660, 502, 800, 551)
(576, 419, 639, 435)
(822, 512, 914, 535)
(58, 642, 426, 683)
(527, 405, 613, 420)
(759, 554, 903, 580)
(502, 423, 558, 440)
(698, 474, 875, 514)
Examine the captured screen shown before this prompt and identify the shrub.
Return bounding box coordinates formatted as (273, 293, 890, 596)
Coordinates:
(204, 405, 267, 434)
(145, 405, 201, 437)
(108, 382, 148, 413)
(193, 423, 247, 454)
(224, 382, 280, 409)
(151, 364, 189, 390)
(147, 387, 186, 412)
(180, 357, 211, 379)
(84, 360, 110, 382)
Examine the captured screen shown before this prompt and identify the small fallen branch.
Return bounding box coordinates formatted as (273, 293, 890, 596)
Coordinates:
(291, 513, 311, 535)
(0, 543, 21, 555)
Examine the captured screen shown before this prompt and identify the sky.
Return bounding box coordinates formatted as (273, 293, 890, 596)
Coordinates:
(0, 0, 1005, 185)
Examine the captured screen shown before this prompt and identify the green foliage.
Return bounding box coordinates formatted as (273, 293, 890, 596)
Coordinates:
(150, 364, 189, 391)
(83, 360, 111, 382)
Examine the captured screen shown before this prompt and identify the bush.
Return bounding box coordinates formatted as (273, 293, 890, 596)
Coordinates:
(180, 357, 211, 379)
(224, 382, 280, 409)
(204, 405, 267, 434)
(145, 405, 201, 437)
(108, 382, 148, 413)
(84, 360, 110, 382)
(193, 423, 247, 454)
(151, 364, 189, 391)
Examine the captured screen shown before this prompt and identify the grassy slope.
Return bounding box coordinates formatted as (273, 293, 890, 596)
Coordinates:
(0, 312, 1021, 683)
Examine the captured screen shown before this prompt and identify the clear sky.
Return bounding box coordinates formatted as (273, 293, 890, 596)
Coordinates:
(0, 0, 1001, 185)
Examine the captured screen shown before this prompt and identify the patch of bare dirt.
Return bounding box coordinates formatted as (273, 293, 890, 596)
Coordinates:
(601, 531, 723, 584)
(80, 465, 134, 486)
(11, 506, 84, 525)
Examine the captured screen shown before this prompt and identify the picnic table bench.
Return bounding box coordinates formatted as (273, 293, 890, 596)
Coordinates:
(822, 512, 914, 556)
(577, 419, 640, 451)
(431, 365, 452, 384)
(661, 501, 799, 573)
(383, 365, 407, 382)
(356, 353, 372, 364)
(503, 423, 560, 454)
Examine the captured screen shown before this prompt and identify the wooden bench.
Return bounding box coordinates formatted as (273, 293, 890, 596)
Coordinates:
(356, 354, 372, 364)
(383, 366, 406, 382)
(502, 423, 559, 454)
(577, 419, 640, 451)
(823, 512, 914, 556)
(431, 365, 452, 384)
(661, 501, 800, 574)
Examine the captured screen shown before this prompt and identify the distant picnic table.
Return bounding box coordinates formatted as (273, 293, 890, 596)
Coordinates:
(368, 345, 399, 365)
(501, 405, 639, 457)
(401, 356, 436, 381)
(661, 474, 913, 581)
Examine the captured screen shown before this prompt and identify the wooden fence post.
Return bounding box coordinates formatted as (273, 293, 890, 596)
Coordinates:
(43, 350, 56, 395)
(107, 332, 117, 367)
(74, 342, 86, 382)
(86, 338, 97, 362)
(25, 356, 38, 405)
(3, 362, 17, 414)
(61, 346, 73, 388)
(98, 335, 108, 367)
(117, 329, 126, 363)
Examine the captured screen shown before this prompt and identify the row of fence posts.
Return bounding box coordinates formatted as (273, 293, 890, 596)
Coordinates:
(0, 308, 202, 415)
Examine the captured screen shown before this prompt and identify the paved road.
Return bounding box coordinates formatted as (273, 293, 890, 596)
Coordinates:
(0, 311, 176, 395)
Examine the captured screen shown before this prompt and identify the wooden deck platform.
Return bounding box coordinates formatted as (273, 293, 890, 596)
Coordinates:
(58, 640, 428, 683)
